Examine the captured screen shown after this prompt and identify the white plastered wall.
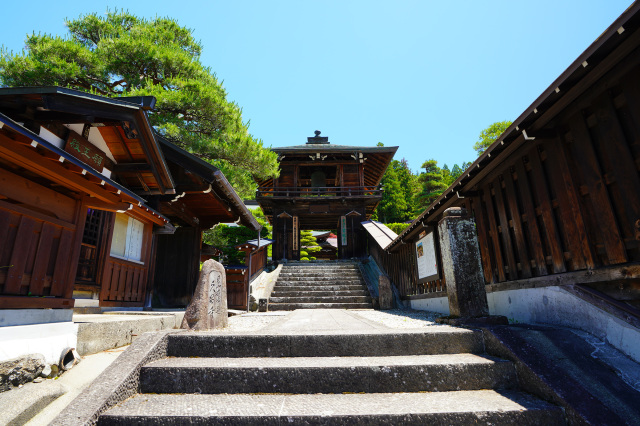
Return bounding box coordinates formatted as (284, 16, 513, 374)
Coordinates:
(410, 286, 640, 363)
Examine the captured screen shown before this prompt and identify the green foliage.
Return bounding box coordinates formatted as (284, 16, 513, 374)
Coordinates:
(375, 158, 419, 223)
(415, 159, 448, 213)
(299, 230, 321, 261)
(0, 10, 279, 198)
(202, 209, 271, 265)
(441, 162, 469, 187)
(385, 222, 410, 235)
(473, 120, 513, 156)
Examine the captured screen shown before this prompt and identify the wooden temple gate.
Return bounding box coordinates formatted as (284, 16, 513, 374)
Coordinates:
(256, 131, 397, 260)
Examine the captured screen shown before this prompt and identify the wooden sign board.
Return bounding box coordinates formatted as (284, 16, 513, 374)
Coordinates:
(293, 216, 299, 251)
(65, 130, 112, 172)
(415, 229, 439, 283)
(340, 216, 347, 246)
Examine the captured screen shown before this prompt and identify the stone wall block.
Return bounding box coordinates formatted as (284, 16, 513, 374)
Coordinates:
(438, 208, 489, 318)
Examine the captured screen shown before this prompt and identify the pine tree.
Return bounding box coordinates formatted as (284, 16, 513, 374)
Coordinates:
(473, 121, 513, 156)
(299, 230, 321, 261)
(0, 11, 279, 198)
(415, 159, 447, 214)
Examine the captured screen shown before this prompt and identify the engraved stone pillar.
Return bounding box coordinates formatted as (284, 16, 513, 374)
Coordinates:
(437, 207, 489, 318)
(181, 259, 228, 330)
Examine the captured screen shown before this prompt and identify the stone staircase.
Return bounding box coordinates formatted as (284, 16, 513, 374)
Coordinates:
(268, 261, 373, 310)
(96, 327, 564, 424)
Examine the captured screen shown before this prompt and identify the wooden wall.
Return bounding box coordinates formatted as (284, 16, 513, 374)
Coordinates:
(368, 235, 445, 297)
(99, 214, 154, 307)
(153, 226, 201, 307)
(226, 267, 247, 310)
(470, 63, 640, 285)
(0, 170, 83, 309)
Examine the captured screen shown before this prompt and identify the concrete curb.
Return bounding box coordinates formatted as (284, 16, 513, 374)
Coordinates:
(74, 312, 184, 356)
(50, 329, 183, 426)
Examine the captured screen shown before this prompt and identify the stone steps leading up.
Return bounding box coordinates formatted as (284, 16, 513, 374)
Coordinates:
(269, 295, 372, 304)
(268, 302, 375, 310)
(140, 354, 516, 394)
(271, 289, 369, 297)
(99, 390, 564, 425)
(271, 285, 365, 293)
(96, 320, 564, 424)
(275, 282, 364, 288)
(268, 261, 372, 310)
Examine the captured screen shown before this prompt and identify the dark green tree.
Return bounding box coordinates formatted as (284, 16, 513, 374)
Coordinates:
(415, 159, 447, 213)
(375, 158, 418, 223)
(0, 11, 279, 197)
(473, 120, 513, 157)
(442, 163, 467, 186)
(202, 209, 271, 265)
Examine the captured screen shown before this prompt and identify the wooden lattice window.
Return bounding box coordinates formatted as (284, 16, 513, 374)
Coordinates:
(75, 208, 108, 284)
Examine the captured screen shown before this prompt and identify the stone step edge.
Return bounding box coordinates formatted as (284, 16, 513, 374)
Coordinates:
(139, 354, 516, 394)
(98, 391, 563, 424)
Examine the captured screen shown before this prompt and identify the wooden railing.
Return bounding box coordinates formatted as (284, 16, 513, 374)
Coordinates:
(367, 234, 446, 299)
(256, 186, 382, 198)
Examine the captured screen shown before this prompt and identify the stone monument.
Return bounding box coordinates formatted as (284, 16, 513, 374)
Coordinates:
(181, 259, 228, 331)
(436, 207, 506, 325)
(378, 274, 393, 310)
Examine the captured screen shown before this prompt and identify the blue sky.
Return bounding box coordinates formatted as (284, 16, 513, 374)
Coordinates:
(1, 1, 634, 172)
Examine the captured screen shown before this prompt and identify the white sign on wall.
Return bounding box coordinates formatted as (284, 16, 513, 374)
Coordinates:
(416, 231, 438, 282)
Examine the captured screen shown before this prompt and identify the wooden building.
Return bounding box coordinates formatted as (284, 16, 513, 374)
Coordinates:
(256, 131, 396, 260)
(382, 3, 640, 315)
(0, 87, 257, 311)
(226, 238, 273, 310)
(151, 137, 260, 307)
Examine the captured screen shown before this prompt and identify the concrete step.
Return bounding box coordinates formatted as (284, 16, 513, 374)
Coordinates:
(99, 390, 564, 425)
(274, 281, 364, 288)
(269, 302, 373, 310)
(276, 277, 362, 284)
(271, 289, 369, 297)
(140, 354, 517, 394)
(284, 263, 359, 268)
(272, 285, 365, 292)
(279, 272, 361, 278)
(269, 295, 372, 304)
(166, 329, 484, 358)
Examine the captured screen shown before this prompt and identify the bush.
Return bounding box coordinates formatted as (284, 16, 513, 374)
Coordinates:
(386, 222, 410, 235)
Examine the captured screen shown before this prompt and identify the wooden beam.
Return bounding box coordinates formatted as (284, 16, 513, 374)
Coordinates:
(84, 198, 131, 213)
(0, 133, 122, 204)
(0, 166, 77, 223)
(112, 163, 153, 173)
(0, 296, 75, 309)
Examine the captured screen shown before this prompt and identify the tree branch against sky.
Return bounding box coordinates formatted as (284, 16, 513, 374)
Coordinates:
(473, 121, 513, 157)
(0, 10, 279, 198)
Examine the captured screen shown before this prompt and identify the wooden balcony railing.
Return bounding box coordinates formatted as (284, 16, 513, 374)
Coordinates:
(256, 186, 382, 198)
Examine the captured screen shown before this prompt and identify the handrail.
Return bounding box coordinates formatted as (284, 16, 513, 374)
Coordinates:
(256, 186, 382, 197)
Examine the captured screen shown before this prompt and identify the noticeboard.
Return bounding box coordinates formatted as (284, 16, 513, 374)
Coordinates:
(415, 229, 439, 283)
(292, 216, 299, 251)
(340, 216, 347, 246)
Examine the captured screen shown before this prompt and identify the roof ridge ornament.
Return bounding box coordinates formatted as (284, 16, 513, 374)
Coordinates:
(307, 130, 330, 145)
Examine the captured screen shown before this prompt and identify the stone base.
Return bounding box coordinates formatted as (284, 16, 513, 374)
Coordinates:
(436, 315, 509, 326)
